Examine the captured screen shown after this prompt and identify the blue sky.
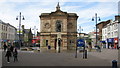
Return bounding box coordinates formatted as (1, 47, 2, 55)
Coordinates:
(0, 0, 119, 34)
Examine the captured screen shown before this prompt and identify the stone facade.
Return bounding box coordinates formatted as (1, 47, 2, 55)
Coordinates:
(39, 3, 78, 50)
(97, 20, 110, 42)
(22, 25, 33, 47)
(0, 20, 17, 47)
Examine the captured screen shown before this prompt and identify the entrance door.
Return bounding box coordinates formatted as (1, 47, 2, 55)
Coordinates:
(54, 39, 57, 50)
(46, 40, 48, 46)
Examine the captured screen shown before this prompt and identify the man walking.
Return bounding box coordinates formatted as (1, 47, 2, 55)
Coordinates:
(5, 47, 11, 63)
(3, 42, 7, 52)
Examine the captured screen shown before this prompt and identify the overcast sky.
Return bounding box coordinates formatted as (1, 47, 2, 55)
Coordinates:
(0, 0, 119, 34)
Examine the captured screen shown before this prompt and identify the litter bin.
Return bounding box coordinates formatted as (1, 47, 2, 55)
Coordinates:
(83, 50, 87, 59)
(48, 45, 51, 50)
(112, 60, 117, 68)
(84, 50, 87, 59)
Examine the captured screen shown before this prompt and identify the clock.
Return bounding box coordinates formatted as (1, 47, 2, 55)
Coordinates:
(44, 23, 50, 29)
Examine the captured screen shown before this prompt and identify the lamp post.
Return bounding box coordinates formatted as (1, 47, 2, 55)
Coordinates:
(118, 19, 120, 49)
(16, 12, 25, 49)
(32, 26, 38, 38)
(92, 13, 101, 46)
(75, 26, 83, 58)
(118, 1, 120, 49)
(78, 26, 83, 38)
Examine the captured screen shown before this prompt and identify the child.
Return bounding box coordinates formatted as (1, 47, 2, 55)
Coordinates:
(13, 48, 18, 62)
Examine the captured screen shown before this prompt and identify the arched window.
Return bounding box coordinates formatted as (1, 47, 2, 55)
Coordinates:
(56, 21, 61, 32)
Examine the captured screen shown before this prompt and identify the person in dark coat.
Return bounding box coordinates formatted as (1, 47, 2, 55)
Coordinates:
(10, 44, 14, 54)
(95, 45, 101, 52)
(3, 42, 7, 52)
(13, 48, 18, 62)
(5, 47, 11, 63)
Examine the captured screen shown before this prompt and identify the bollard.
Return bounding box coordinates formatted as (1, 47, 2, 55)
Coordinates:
(84, 50, 87, 59)
(112, 60, 117, 68)
(83, 50, 87, 59)
(48, 45, 51, 50)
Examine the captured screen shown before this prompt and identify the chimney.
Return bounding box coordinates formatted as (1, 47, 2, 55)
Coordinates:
(115, 15, 120, 21)
(22, 25, 24, 30)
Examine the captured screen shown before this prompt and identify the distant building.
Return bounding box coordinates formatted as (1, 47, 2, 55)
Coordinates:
(88, 31, 96, 47)
(37, 31, 40, 36)
(22, 25, 33, 47)
(39, 3, 78, 50)
(77, 33, 89, 38)
(102, 15, 120, 49)
(97, 20, 110, 43)
(0, 20, 17, 47)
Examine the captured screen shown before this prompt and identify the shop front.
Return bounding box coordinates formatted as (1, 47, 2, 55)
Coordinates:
(100, 41, 106, 48)
(107, 38, 114, 49)
(114, 38, 118, 49)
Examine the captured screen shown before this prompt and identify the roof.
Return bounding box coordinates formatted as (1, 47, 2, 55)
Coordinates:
(23, 29, 31, 34)
(97, 19, 111, 26)
(40, 3, 78, 17)
(68, 13, 77, 16)
(41, 13, 50, 16)
(0, 19, 17, 30)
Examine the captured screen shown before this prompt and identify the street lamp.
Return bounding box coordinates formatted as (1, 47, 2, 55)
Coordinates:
(92, 13, 101, 47)
(118, 1, 120, 50)
(32, 26, 38, 38)
(16, 12, 25, 49)
(75, 26, 83, 58)
(78, 26, 83, 38)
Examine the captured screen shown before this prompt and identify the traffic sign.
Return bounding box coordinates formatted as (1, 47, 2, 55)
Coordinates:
(77, 39, 85, 47)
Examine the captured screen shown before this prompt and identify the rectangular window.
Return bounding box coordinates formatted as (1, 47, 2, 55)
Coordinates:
(46, 40, 48, 46)
(2, 25, 3, 30)
(6, 27, 7, 31)
(4, 26, 5, 30)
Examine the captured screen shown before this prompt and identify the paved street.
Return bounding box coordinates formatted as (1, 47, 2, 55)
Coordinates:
(1, 48, 118, 67)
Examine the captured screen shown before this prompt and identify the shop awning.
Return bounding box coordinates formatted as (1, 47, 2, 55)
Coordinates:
(107, 38, 114, 43)
(100, 41, 106, 43)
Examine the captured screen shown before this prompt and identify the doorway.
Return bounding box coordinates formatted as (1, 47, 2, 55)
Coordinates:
(46, 40, 48, 46)
(54, 39, 57, 50)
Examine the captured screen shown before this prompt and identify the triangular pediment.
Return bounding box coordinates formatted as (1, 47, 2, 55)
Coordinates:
(50, 10, 68, 16)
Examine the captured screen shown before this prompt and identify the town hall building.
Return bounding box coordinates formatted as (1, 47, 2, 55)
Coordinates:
(39, 3, 78, 50)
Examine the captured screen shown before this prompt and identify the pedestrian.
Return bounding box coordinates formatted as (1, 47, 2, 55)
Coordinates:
(13, 48, 18, 62)
(3, 42, 7, 52)
(97, 46, 101, 52)
(95, 45, 101, 52)
(5, 47, 12, 63)
(10, 43, 14, 54)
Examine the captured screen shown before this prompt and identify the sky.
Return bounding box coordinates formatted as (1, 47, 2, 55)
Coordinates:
(0, 0, 119, 34)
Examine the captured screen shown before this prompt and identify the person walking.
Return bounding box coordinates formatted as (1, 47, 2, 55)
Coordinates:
(10, 44, 14, 56)
(95, 45, 101, 52)
(13, 48, 18, 62)
(5, 47, 11, 63)
(3, 42, 7, 52)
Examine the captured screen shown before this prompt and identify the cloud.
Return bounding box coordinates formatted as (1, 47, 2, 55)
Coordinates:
(0, 1, 118, 34)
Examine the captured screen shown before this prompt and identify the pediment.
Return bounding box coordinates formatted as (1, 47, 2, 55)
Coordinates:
(50, 10, 68, 16)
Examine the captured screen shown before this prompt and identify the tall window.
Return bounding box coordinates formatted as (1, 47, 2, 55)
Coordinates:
(46, 40, 48, 46)
(2, 25, 3, 30)
(56, 21, 61, 32)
